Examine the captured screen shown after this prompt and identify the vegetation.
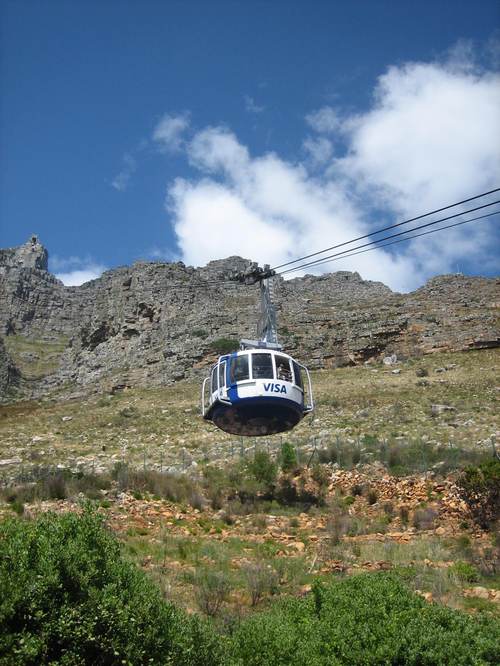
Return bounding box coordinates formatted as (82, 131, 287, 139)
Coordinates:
(280, 442, 298, 472)
(0, 509, 222, 666)
(1, 512, 498, 665)
(3, 334, 69, 379)
(0, 348, 499, 661)
(1, 348, 497, 476)
(230, 574, 500, 665)
(457, 460, 500, 529)
(210, 337, 239, 354)
(1, 465, 203, 510)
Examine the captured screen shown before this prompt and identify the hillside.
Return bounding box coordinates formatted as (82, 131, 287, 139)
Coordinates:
(1, 348, 499, 621)
(1, 237, 499, 661)
(1, 236, 498, 403)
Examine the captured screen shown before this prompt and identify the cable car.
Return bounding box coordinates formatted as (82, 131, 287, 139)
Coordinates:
(201, 348, 313, 436)
(201, 264, 314, 436)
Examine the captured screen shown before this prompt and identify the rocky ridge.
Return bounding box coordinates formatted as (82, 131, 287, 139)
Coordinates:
(0, 237, 498, 402)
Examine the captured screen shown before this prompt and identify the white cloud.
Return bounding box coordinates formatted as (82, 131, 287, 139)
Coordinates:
(302, 136, 333, 166)
(305, 106, 341, 133)
(111, 153, 136, 192)
(153, 112, 190, 152)
(333, 56, 500, 277)
(244, 95, 265, 113)
(165, 48, 500, 291)
(168, 126, 413, 289)
(337, 60, 500, 215)
(51, 256, 106, 285)
(187, 126, 249, 176)
(56, 265, 106, 286)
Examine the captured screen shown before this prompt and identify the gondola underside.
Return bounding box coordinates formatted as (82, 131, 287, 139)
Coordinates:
(207, 399, 303, 437)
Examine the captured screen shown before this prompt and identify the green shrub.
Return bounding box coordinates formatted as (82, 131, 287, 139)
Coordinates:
(113, 465, 202, 505)
(243, 562, 279, 606)
(275, 472, 326, 507)
(448, 561, 479, 584)
(399, 505, 409, 524)
(310, 465, 329, 488)
(0, 509, 222, 666)
(1, 470, 112, 505)
(211, 338, 238, 354)
(194, 569, 232, 617)
(457, 460, 500, 529)
(247, 451, 277, 487)
(229, 573, 500, 665)
(203, 465, 231, 509)
(280, 442, 298, 472)
(118, 405, 140, 419)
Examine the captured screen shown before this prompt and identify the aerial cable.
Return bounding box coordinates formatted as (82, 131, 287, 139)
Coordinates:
(279, 210, 500, 276)
(276, 199, 500, 276)
(271, 187, 500, 271)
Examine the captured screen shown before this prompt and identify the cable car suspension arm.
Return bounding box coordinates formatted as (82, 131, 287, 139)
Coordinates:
(231, 263, 282, 350)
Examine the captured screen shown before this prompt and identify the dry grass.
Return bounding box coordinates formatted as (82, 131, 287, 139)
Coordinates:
(0, 348, 498, 477)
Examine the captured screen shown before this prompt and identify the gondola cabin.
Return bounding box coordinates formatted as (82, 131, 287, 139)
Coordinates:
(201, 349, 314, 436)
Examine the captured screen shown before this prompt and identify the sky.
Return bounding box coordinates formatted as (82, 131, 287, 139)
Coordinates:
(1, 0, 499, 291)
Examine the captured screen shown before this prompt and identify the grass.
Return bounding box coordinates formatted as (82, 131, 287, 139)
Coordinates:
(3, 334, 69, 379)
(120, 526, 311, 613)
(0, 348, 497, 478)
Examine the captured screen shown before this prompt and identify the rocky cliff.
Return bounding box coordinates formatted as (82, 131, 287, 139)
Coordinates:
(0, 237, 498, 402)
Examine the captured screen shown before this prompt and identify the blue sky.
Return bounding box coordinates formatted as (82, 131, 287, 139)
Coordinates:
(1, 0, 499, 290)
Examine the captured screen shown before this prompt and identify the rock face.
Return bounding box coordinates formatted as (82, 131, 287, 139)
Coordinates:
(0, 235, 48, 272)
(0, 237, 498, 402)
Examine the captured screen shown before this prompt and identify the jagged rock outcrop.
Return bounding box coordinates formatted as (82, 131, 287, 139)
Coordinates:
(0, 235, 48, 272)
(0, 237, 498, 402)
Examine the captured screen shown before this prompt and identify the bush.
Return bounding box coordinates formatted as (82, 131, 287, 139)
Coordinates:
(280, 442, 298, 472)
(310, 464, 329, 488)
(113, 465, 202, 505)
(195, 569, 232, 617)
(243, 562, 279, 606)
(247, 451, 277, 488)
(457, 460, 500, 529)
(192, 328, 208, 338)
(203, 466, 229, 510)
(350, 483, 364, 496)
(211, 338, 238, 354)
(275, 470, 326, 507)
(448, 561, 479, 584)
(229, 573, 500, 665)
(1, 470, 112, 505)
(0, 509, 222, 665)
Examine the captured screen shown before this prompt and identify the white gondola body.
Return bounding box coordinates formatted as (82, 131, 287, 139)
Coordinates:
(201, 348, 314, 436)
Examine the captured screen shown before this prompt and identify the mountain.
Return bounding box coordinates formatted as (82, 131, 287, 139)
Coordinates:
(1, 236, 498, 403)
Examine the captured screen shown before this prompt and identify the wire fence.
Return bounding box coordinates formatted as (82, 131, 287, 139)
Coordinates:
(0, 433, 496, 489)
